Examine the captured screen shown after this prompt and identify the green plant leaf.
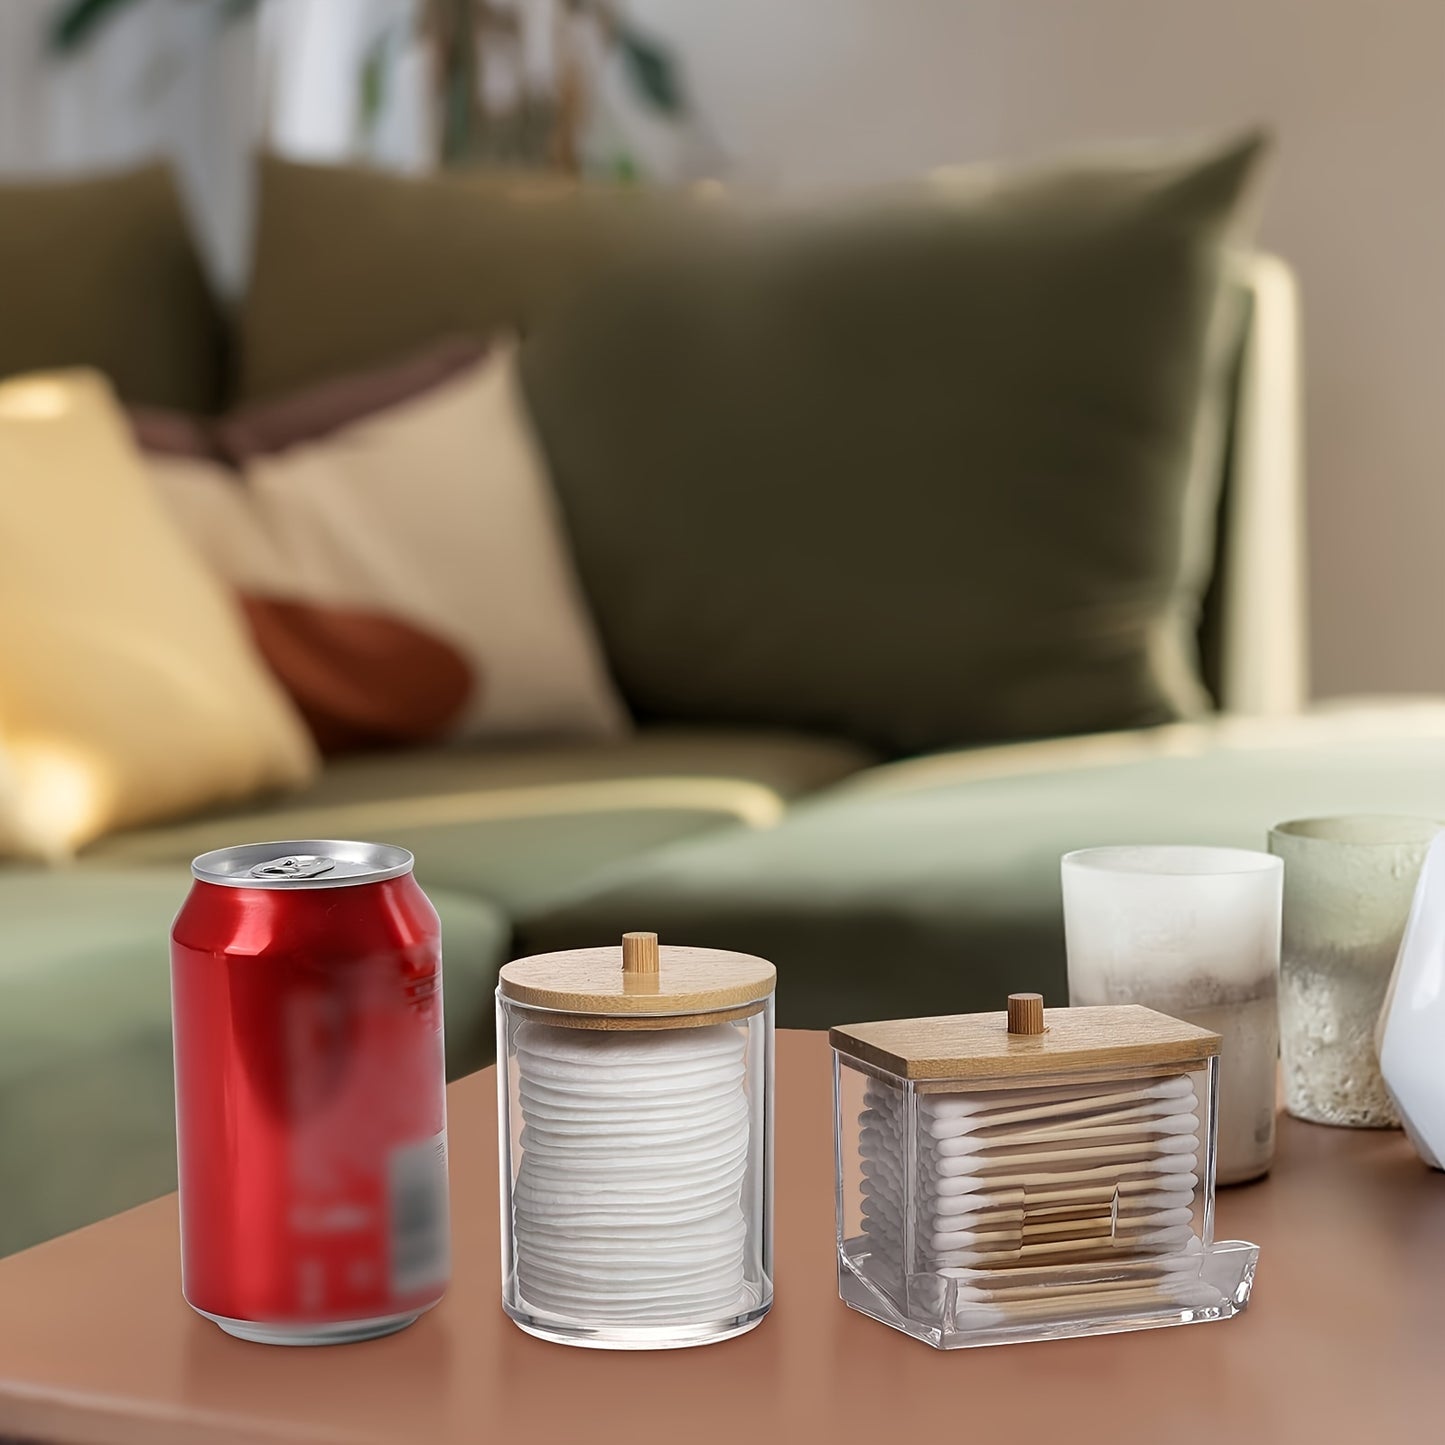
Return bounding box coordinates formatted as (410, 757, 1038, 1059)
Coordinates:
(47, 0, 143, 53)
(49, 0, 258, 53)
(358, 32, 389, 136)
(615, 26, 684, 115)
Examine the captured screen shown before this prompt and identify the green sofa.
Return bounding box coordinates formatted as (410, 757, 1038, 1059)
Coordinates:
(2, 152, 1442, 1259)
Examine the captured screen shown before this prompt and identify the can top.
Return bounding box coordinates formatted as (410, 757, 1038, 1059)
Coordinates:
(191, 839, 415, 890)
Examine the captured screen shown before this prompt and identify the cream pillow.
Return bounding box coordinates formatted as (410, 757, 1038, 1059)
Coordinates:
(138, 340, 627, 752)
(0, 370, 317, 857)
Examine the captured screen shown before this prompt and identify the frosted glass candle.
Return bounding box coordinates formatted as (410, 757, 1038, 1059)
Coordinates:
(1062, 847, 1282, 1185)
(1270, 816, 1440, 1128)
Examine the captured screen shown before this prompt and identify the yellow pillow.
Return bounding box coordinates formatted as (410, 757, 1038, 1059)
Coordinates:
(0, 370, 317, 857)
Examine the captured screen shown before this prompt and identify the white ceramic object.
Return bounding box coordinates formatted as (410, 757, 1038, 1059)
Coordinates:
(1377, 832, 1445, 1168)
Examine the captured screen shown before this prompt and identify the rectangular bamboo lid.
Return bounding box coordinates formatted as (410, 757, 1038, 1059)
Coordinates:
(830, 996, 1220, 1082)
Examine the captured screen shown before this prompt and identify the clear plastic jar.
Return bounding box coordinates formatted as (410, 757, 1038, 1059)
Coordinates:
(497, 933, 774, 1349)
(832, 994, 1258, 1349)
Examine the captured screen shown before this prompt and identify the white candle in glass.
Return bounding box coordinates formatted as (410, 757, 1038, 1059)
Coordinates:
(1061, 846, 1282, 1185)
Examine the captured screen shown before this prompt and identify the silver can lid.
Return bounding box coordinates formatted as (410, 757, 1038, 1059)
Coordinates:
(191, 840, 415, 890)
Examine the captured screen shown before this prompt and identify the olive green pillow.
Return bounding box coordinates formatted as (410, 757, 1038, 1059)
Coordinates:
(240, 157, 672, 401)
(519, 135, 1266, 755)
(0, 166, 223, 412)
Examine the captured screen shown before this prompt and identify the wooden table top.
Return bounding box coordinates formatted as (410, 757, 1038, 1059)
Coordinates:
(0, 1030, 1439, 1445)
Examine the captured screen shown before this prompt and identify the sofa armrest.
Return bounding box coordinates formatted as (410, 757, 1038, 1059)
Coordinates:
(1216, 252, 1309, 714)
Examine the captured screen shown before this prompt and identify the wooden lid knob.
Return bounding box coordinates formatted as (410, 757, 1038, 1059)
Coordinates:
(622, 931, 660, 975)
(1007, 992, 1045, 1035)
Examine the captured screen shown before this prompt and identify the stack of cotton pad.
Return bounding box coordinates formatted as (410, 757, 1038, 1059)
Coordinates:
(512, 1021, 751, 1324)
(859, 1073, 1207, 1310)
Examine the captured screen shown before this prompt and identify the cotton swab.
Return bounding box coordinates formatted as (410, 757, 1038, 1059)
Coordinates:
(858, 1067, 1207, 1298)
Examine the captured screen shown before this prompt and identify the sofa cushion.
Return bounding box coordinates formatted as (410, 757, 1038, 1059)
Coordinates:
(139, 339, 628, 752)
(240, 158, 667, 400)
(521, 136, 1263, 755)
(80, 728, 873, 914)
(515, 707, 1445, 1028)
(0, 165, 224, 411)
(0, 867, 509, 1258)
(0, 370, 317, 860)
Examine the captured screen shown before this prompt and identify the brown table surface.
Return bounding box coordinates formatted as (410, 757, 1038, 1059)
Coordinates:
(0, 1030, 1440, 1445)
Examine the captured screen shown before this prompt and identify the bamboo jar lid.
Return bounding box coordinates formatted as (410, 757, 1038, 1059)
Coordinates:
(498, 933, 776, 1030)
(830, 996, 1220, 1082)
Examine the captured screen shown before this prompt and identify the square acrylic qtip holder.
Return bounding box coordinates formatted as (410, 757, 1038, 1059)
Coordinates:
(831, 993, 1259, 1349)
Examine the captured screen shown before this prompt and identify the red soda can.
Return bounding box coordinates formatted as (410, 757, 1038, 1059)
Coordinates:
(171, 840, 450, 1345)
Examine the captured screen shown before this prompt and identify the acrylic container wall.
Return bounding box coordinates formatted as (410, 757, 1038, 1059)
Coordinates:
(496, 934, 774, 1349)
(832, 999, 1258, 1349)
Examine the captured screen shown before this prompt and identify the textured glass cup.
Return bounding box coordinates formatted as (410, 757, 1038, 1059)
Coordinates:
(1062, 847, 1282, 1185)
(1270, 816, 1441, 1128)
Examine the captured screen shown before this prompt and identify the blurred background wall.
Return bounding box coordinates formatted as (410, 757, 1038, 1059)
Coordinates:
(2, 0, 1441, 699)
